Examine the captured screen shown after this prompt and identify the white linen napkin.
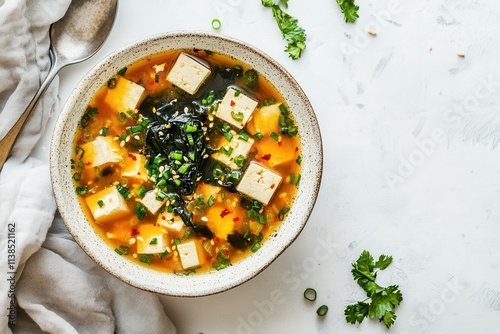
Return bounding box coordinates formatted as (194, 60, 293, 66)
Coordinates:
(0, 1, 176, 333)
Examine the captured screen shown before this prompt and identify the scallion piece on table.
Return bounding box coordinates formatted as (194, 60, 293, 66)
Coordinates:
(211, 18, 221, 30)
(316, 305, 328, 316)
(304, 288, 317, 301)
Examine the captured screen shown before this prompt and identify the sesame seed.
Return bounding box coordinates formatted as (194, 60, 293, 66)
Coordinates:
(183, 156, 189, 162)
(457, 51, 465, 57)
(367, 30, 377, 36)
(159, 166, 165, 173)
(132, 253, 138, 258)
(203, 154, 209, 159)
(184, 107, 189, 113)
(201, 216, 208, 222)
(208, 115, 214, 121)
(125, 135, 131, 142)
(152, 107, 157, 113)
(129, 238, 136, 245)
(173, 175, 180, 179)
(159, 131, 164, 136)
(134, 135, 140, 141)
(120, 141, 125, 147)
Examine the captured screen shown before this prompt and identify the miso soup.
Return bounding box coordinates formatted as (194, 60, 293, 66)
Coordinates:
(71, 49, 301, 274)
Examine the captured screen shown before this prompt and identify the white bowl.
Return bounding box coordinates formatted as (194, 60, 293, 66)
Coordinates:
(50, 31, 322, 297)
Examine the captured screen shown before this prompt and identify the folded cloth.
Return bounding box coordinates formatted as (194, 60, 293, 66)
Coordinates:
(0, 1, 176, 333)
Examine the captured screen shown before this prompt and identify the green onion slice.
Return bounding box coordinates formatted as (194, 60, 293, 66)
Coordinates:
(316, 305, 328, 316)
(211, 18, 221, 30)
(304, 288, 317, 301)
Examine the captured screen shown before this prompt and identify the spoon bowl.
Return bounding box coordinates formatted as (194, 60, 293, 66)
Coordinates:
(0, 0, 118, 170)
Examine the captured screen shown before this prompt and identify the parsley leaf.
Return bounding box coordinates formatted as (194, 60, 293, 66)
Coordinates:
(345, 250, 403, 329)
(336, 0, 359, 23)
(345, 301, 369, 325)
(261, 0, 306, 60)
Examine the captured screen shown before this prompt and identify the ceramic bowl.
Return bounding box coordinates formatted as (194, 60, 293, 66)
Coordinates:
(50, 31, 322, 297)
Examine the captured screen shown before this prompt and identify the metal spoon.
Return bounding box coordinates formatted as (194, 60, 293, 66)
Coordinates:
(0, 0, 118, 170)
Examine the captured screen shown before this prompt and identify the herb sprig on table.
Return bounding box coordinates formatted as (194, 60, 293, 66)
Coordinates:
(261, 0, 306, 60)
(344, 250, 403, 329)
(336, 0, 360, 23)
(259, 0, 359, 59)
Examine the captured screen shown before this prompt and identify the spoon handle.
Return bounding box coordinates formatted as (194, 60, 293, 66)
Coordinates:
(0, 49, 60, 171)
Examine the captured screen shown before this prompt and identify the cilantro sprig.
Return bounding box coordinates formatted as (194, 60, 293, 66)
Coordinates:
(336, 0, 360, 23)
(344, 250, 403, 329)
(261, 0, 306, 60)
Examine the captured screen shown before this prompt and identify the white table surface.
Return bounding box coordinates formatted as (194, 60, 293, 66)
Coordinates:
(33, 0, 500, 333)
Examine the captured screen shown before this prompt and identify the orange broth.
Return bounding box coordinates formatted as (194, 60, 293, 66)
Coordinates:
(71, 50, 301, 274)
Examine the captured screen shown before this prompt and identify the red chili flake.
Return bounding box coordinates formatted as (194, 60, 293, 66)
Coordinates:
(131, 120, 137, 126)
(131, 228, 139, 237)
(233, 217, 240, 222)
(128, 153, 137, 161)
(230, 100, 236, 107)
(85, 161, 92, 166)
(220, 208, 230, 218)
(206, 256, 213, 261)
(270, 183, 276, 189)
(77, 139, 85, 146)
(161, 215, 166, 220)
(261, 154, 271, 161)
(278, 141, 282, 146)
(214, 237, 220, 243)
(223, 249, 230, 257)
(295, 146, 299, 152)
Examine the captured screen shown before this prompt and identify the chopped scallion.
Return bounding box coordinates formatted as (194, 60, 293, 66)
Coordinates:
(139, 254, 152, 264)
(75, 185, 88, 195)
(211, 18, 221, 30)
(231, 111, 244, 122)
(117, 67, 128, 76)
(207, 195, 215, 207)
(97, 199, 104, 208)
(316, 305, 328, 316)
(117, 112, 127, 122)
(304, 288, 317, 301)
(72, 172, 82, 181)
(149, 237, 158, 245)
(134, 202, 147, 220)
(107, 78, 117, 89)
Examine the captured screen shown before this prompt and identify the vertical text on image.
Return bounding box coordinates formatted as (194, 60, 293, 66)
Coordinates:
(6, 222, 17, 326)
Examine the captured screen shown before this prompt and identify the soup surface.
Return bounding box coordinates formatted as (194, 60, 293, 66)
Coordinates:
(71, 49, 301, 274)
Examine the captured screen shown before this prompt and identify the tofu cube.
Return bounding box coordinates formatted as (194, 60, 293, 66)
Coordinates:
(136, 224, 169, 254)
(103, 77, 145, 112)
(166, 53, 211, 95)
(177, 241, 200, 269)
(85, 186, 131, 224)
(212, 136, 255, 170)
(157, 211, 184, 232)
(140, 189, 166, 215)
(79, 136, 123, 169)
(236, 162, 282, 205)
(121, 153, 148, 182)
(216, 88, 258, 129)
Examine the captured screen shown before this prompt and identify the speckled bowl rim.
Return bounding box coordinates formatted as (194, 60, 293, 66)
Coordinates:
(50, 31, 323, 297)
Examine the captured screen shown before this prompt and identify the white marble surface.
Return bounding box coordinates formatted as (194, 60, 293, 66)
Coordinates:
(34, 0, 500, 333)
